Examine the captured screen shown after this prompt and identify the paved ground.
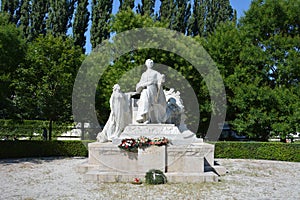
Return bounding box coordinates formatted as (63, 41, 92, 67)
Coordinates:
(0, 157, 299, 200)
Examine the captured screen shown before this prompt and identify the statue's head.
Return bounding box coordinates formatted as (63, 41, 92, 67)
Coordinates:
(113, 84, 120, 91)
(145, 59, 154, 69)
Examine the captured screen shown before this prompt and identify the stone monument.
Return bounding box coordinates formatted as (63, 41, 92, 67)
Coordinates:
(78, 59, 226, 183)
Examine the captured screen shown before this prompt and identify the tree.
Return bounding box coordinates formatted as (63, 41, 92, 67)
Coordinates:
(0, 0, 22, 24)
(206, 0, 234, 35)
(47, 0, 76, 37)
(19, 0, 31, 40)
(13, 35, 84, 139)
(205, 0, 300, 140)
(136, 0, 155, 17)
(0, 13, 26, 119)
(159, 0, 175, 26)
(73, 0, 90, 53)
(90, 0, 113, 49)
(30, 0, 48, 39)
(172, 0, 191, 33)
(119, 0, 135, 11)
(237, 0, 300, 139)
(188, 0, 235, 37)
(188, 0, 205, 36)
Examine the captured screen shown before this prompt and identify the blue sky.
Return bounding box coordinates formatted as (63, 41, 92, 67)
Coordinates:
(85, 0, 253, 53)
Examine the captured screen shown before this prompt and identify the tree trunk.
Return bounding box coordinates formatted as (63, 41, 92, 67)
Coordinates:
(81, 122, 85, 140)
(49, 119, 53, 140)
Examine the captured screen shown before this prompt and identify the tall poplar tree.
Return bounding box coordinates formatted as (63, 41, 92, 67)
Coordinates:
(19, 0, 31, 40)
(90, 0, 113, 49)
(159, 0, 191, 33)
(47, 0, 76, 37)
(188, 0, 205, 36)
(119, 0, 135, 11)
(188, 0, 235, 37)
(73, 0, 90, 53)
(205, 0, 234, 35)
(159, 0, 175, 26)
(136, 0, 155, 16)
(31, 0, 48, 39)
(172, 0, 191, 33)
(1, 0, 22, 24)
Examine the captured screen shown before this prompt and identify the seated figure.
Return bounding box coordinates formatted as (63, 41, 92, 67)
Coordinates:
(135, 59, 167, 124)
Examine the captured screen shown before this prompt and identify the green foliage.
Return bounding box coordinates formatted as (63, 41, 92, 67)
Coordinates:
(30, 0, 48, 40)
(204, 0, 300, 140)
(214, 142, 300, 162)
(73, 0, 90, 53)
(136, 0, 155, 16)
(0, 119, 73, 138)
(0, 140, 91, 159)
(47, 0, 76, 37)
(0, 0, 22, 24)
(119, 0, 135, 11)
(188, 0, 235, 37)
(145, 169, 167, 184)
(0, 13, 27, 118)
(13, 35, 84, 137)
(90, 0, 113, 48)
(111, 8, 164, 33)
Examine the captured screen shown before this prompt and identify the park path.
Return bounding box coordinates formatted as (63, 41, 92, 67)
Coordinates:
(0, 157, 299, 199)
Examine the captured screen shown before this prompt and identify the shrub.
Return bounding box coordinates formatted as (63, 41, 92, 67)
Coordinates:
(145, 169, 167, 185)
(0, 140, 93, 159)
(214, 142, 300, 162)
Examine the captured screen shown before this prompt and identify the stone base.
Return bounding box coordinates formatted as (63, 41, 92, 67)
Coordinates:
(82, 170, 219, 183)
(78, 141, 225, 183)
(78, 124, 225, 183)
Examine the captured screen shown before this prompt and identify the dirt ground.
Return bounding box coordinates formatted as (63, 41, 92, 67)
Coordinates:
(0, 157, 299, 200)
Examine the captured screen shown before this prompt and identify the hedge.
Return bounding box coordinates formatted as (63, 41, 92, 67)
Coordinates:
(214, 142, 300, 162)
(1, 141, 299, 162)
(0, 140, 92, 159)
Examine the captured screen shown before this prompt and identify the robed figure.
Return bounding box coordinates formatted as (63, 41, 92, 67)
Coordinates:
(135, 59, 167, 124)
(97, 84, 130, 142)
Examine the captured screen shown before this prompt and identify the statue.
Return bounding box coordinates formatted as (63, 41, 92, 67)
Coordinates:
(97, 84, 130, 142)
(166, 98, 181, 126)
(96, 59, 189, 143)
(135, 59, 167, 124)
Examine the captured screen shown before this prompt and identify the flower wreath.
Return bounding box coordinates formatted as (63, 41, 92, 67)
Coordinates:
(118, 136, 170, 152)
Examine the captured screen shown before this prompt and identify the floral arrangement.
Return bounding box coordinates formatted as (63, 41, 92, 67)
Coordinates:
(145, 169, 167, 185)
(131, 177, 142, 185)
(136, 136, 151, 148)
(149, 137, 170, 146)
(118, 136, 170, 152)
(118, 138, 138, 152)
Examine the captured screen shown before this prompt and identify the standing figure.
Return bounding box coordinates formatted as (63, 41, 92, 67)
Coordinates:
(135, 59, 167, 124)
(97, 84, 130, 142)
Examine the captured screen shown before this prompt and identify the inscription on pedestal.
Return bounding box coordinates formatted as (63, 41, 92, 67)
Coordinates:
(138, 146, 166, 173)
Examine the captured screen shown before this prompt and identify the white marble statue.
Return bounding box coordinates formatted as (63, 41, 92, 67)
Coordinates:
(135, 59, 167, 124)
(97, 84, 131, 142)
(164, 88, 188, 131)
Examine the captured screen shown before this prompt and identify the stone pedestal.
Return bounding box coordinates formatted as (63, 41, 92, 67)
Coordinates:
(78, 125, 225, 183)
(112, 124, 203, 145)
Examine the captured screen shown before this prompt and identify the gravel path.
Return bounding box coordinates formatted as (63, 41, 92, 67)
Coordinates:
(0, 157, 299, 200)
